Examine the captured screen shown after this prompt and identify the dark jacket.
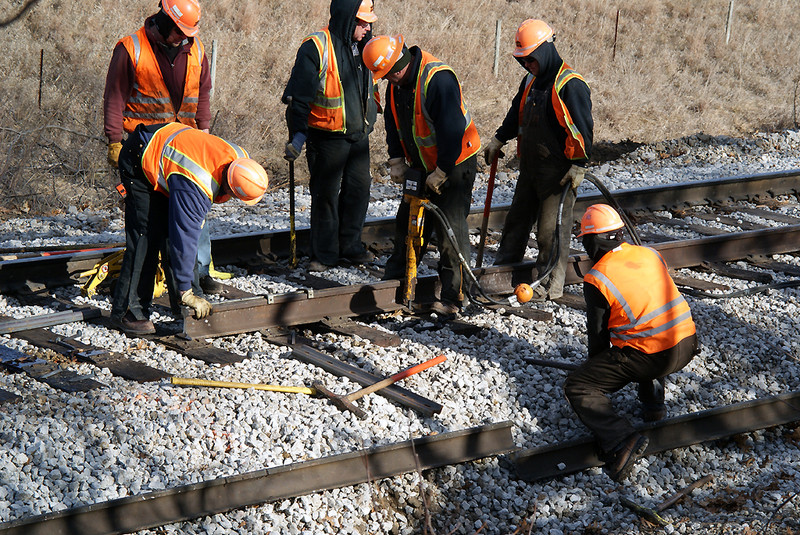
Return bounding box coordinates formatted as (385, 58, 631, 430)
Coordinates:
(103, 15, 211, 144)
(282, 0, 376, 140)
(493, 42, 593, 164)
(384, 47, 467, 174)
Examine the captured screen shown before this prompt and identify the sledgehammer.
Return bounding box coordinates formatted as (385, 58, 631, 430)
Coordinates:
(313, 354, 446, 419)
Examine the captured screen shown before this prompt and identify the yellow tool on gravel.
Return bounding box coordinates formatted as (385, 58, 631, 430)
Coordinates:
(171, 377, 317, 395)
(79, 250, 167, 298)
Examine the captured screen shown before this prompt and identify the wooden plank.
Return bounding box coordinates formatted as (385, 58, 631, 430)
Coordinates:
(0, 344, 105, 392)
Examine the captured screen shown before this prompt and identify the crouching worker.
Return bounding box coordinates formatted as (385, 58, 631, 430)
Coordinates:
(564, 204, 698, 481)
(111, 123, 268, 335)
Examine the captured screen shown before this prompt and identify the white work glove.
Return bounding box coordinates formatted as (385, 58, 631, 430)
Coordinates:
(388, 157, 409, 184)
(425, 167, 448, 195)
(483, 136, 505, 166)
(560, 164, 586, 191)
(181, 289, 212, 319)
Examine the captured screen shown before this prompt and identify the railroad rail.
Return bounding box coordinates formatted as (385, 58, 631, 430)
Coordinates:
(1, 170, 798, 293)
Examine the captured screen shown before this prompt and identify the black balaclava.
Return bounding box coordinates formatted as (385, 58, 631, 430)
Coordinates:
(154, 8, 177, 40)
(582, 231, 625, 263)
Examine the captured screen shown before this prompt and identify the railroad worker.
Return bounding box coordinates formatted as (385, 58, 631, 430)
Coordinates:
(281, 0, 379, 273)
(110, 123, 268, 336)
(363, 35, 481, 318)
(565, 204, 698, 481)
(103, 0, 224, 297)
(484, 19, 593, 301)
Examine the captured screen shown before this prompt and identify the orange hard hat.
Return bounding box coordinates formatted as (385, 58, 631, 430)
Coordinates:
(227, 158, 268, 206)
(162, 0, 201, 37)
(577, 204, 625, 237)
(513, 19, 554, 58)
(363, 34, 404, 80)
(356, 0, 377, 23)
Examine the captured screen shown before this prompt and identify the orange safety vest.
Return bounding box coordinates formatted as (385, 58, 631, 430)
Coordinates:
(388, 51, 481, 173)
(119, 27, 204, 133)
(304, 28, 346, 133)
(140, 123, 248, 202)
(585, 243, 696, 354)
(517, 62, 589, 161)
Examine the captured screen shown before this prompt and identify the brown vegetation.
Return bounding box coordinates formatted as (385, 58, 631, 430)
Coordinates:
(1, 0, 799, 214)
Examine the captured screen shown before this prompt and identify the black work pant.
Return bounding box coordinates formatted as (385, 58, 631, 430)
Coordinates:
(306, 132, 371, 265)
(494, 164, 575, 298)
(110, 133, 180, 321)
(564, 334, 698, 453)
(384, 156, 477, 305)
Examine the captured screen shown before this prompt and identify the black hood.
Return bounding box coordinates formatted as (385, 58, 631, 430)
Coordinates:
(328, 0, 360, 44)
(529, 41, 562, 88)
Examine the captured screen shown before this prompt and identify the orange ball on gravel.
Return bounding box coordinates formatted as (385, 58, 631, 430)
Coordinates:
(514, 283, 534, 303)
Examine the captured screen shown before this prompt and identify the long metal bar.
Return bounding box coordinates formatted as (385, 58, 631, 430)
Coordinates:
(513, 390, 800, 482)
(0, 308, 101, 335)
(184, 225, 800, 337)
(1, 171, 798, 293)
(0, 421, 516, 535)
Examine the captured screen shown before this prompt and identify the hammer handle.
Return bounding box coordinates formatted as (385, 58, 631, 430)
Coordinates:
(346, 354, 446, 402)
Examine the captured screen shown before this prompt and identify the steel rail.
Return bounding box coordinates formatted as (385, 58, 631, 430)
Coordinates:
(513, 390, 800, 482)
(1, 171, 798, 293)
(0, 421, 516, 535)
(183, 224, 800, 338)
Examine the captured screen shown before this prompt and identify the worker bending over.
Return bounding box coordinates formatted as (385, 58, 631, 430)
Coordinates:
(103, 0, 224, 296)
(363, 34, 481, 318)
(111, 123, 268, 336)
(485, 19, 593, 301)
(282, 0, 379, 272)
(565, 204, 698, 481)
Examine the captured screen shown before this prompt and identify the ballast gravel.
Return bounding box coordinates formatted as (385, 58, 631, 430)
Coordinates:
(0, 129, 799, 534)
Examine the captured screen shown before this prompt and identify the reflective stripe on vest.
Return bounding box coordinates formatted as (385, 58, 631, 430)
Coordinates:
(119, 27, 204, 132)
(389, 51, 481, 172)
(516, 62, 589, 161)
(304, 29, 346, 132)
(585, 243, 696, 354)
(140, 123, 248, 201)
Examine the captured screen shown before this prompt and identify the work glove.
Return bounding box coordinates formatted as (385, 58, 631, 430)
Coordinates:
(388, 157, 409, 184)
(483, 136, 505, 166)
(284, 132, 307, 162)
(181, 289, 212, 319)
(560, 164, 586, 191)
(425, 167, 448, 195)
(107, 142, 123, 168)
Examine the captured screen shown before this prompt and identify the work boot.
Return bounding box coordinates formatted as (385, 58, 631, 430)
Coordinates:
(340, 250, 375, 265)
(308, 259, 335, 273)
(113, 311, 156, 336)
(604, 433, 649, 482)
(199, 275, 224, 295)
(429, 300, 459, 320)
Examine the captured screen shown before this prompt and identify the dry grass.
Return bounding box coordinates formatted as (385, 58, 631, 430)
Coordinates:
(1, 0, 799, 214)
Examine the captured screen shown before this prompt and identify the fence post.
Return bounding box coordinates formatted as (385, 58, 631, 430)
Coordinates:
(210, 39, 218, 100)
(612, 9, 620, 61)
(725, 0, 735, 44)
(38, 48, 43, 108)
(493, 19, 501, 77)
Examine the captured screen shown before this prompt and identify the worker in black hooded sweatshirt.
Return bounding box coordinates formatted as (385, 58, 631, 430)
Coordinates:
(484, 19, 593, 301)
(282, 0, 379, 272)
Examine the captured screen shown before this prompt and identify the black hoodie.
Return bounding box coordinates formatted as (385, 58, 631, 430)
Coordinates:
(282, 0, 376, 140)
(493, 41, 593, 163)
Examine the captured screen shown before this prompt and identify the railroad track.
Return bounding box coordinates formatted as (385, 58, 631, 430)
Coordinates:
(1, 171, 799, 534)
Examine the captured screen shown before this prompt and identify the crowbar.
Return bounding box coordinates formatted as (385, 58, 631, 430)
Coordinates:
(475, 153, 498, 268)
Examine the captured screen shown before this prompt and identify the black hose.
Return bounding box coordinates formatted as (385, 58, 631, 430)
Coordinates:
(680, 279, 800, 299)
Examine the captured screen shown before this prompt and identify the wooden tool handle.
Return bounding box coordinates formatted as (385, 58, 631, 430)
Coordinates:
(171, 377, 316, 395)
(347, 354, 447, 402)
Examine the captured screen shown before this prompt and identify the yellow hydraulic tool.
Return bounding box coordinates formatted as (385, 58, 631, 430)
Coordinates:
(79, 250, 167, 298)
(401, 169, 429, 309)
